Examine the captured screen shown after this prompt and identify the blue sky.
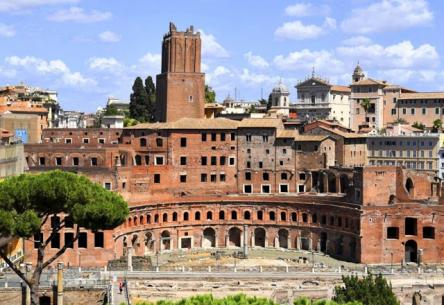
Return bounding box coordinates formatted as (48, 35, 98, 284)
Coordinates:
(0, 0, 443, 112)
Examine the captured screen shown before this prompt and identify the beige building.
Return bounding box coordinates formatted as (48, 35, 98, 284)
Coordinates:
(295, 75, 351, 128)
(0, 113, 42, 143)
(367, 134, 440, 173)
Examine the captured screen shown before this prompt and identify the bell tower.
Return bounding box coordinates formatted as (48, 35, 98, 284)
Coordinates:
(155, 22, 205, 122)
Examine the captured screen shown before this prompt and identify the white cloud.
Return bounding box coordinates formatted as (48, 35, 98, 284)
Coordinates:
(138, 52, 161, 69)
(337, 40, 439, 69)
(0, 66, 16, 78)
(99, 31, 121, 43)
(341, 0, 433, 33)
(89, 57, 122, 72)
(47, 6, 112, 23)
(273, 49, 344, 74)
(240, 68, 279, 86)
(213, 66, 231, 77)
(275, 18, 336, 40)
(244, 52, 269, 69)
(0, 0, 79, 12)
(341, 36, 372, 46)
(285, 2, 330, 16)
(199, 29, 229, 58)
(0, 23, 15, 37)
(5, 55, 96, 87)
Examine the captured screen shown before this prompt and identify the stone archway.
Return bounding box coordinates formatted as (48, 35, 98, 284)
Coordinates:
(278, 229, 289, 248)
(144, 232, 154, 254)
(340, 174, 349, 194)
(202, 228, 216, 248)
(405, 240, 418, 263)
(254, 228, 266, 247)
(406, 178, 414, 196)
(161, 230, 171, 251)
(320, 232, 328, 253)
(228, 227, 241, 247)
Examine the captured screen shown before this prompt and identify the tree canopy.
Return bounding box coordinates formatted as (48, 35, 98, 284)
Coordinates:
(333, 274, 399, 305)
(205, 85, 216, 103)
(360, 98, 371, 113)
(0, 170, 129, 305)
(130, 76, 156, 122)
(433, 119, 442, 132)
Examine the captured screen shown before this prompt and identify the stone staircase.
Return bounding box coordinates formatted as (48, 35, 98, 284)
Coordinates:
(107, 256, 152, 271)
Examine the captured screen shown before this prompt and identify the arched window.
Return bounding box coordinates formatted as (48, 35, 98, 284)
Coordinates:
(207, 211, 213, 220)
(280, 212, 287, 221)
(231, 211, 237, 220)
(163, 213, 168, 222)
(219, 210, 225, 220)
(147, 214, 151, 224)
(291, 212, 297, 222)
(135, 155, 142, 165)
(139, 215, 144, 225)
(154, 214, 159, 223)
(269, 211, 276, 221)
(172, 212, 178, 222)
(244, 211, 251, 220)
(195, 211, 201, 221)
(183, 212, 189, 221)
(257, 211, 263, 220)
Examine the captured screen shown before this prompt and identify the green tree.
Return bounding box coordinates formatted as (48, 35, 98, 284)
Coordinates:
(124, 117, 140, 127)
(130, 77, 151, 122)
(267, 93, 272, 110)
(258, 98, 267, 106)
(360, 98, 371, 113)
(205, 85, 216, 103)
(103, 105, 123, 116)
(412, 121, 425, 130)
(294, 297, 362, 305)
(433, 119, 442, 132)
(392, 118, 407, 125)
(145, 76, 156, 121)
(333, 274, 399, 305)
(0, 171, 129, 305)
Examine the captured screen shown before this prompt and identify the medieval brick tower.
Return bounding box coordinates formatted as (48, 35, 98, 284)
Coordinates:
(155, 23, 205, 122)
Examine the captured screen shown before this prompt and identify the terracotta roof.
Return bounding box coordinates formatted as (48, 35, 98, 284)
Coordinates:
(351, 78, 387, 86)
(238, 118, 283, 128)
(276, 129, 298, 138)
(311, 125, 367, 139)
(130, 118, 239, 130)
(204, 103, 224, 109)
(295, 134, 330, 142)
(330, 85, 351, 93)
(398, 92, 444, 100)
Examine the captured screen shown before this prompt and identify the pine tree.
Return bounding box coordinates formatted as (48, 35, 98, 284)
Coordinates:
(145, 76, 156, 121)
(130, 77, 150, 122)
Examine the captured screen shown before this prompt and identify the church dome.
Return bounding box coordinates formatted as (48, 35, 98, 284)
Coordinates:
(353, 64, 364, 75)
(272, 81, 289, 94)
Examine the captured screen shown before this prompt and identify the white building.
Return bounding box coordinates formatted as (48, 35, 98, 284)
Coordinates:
(101, 115, 124, 128)
(269, 80, 290, 117)
(295, 75, 351, 127)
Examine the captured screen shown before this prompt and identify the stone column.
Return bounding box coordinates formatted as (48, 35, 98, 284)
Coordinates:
(297, 236, 301, 250)
(243, 225, 248, 256)
(274, 236, 279, 248)
(309, 238, 313, 251)
(127, 246, 133, 271)
(57, 263, 64, 305)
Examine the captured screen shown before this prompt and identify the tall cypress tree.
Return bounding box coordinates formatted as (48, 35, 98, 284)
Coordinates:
(130, 77, 150, 122)
(145, 76, 156, 121)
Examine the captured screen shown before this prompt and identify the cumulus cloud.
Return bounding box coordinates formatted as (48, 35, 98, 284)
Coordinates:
(273, 49, 344, 74)
(244, 52, 269, 69)
(341, 0, 433, 33)
(336, 40, 439, 69)
(47, 6, 112, 23)
(138, 52, 161, 70)
(199, 29, 229, 58)
(88, 57, 122, 72)
(275, 18, 336, 40)
(5, 55, 96, 87)
(341, 36, 372, 46)
(0, 23, 15, 37)
(284, 2, 330, 16)
(0, 0, 79, 12)
(99, 31, 121, 43)
(240, 68, 279, 86)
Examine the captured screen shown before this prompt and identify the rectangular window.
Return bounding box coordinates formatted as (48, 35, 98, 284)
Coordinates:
(94, 232, 104, 248)
(279, 184, 289, 193)
(246, 161, 251, 168)
(259, 161, 263, 168)
(229, 157, 235, 165)
(211, 133, 217, 141)
(201, 133, 207, 141)
(180, 137, 187, 147)
(261, 185, 270, 193)
(220, 133, 226, 141)
(246, 134, 252, 142)
(98, 138, 105, 144)
(245, 172, 251, 180)
(104, 182, 111, 190)
(83, 138, 89, 144)
(64, 232, 74, 248)
(39, 157, 45, 166)
(231, 133, 235, 141)
(55, 157, 62, 166)
(211, 156, 217, 165)
(180, 174, 187, 183)
(210, 174, 217, 182)
(422, 108, 426, 115)
(281, 172, 288, 180)
(78, 232, 88, 248)
(154, 174, 160, 183)
(411, 108, 415, 115)
(263, 172, 269, 181)
(220, 173, 226, 182)
(51, 233, 60, 249)
(201, 173, 207, 182)
(244, 185, 252, 193)
(180, 156, 187, 165)
(91, 157, 98, 166)
(423, 226, 435, 239)
(387, 227, 399, 239)
(65, 138, 72, 144)
(155, 156, 164, 165)
(34, 233, 43, 249)
(282, 148, 287, 154)
(201, 156, 207, 165)
(405, 217, 417, 236)
(391, 109, 396, 115)
(262, 134, 269, 142)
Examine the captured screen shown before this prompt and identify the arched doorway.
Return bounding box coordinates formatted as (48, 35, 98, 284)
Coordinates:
(301, 231, 311, 250)
(406, 178, 414, 196)
(340, 175, 349, 194)
(144, 232, 154, 253)
(278, 229, 289, 248)
(161, 230, 171, 251)
(405, 240, 418, 263)
(327, 173, 337, 193)
(254, 228, 266, 247)
(320, 232, 327, 253)
(228, 227, 241, 247)
(202, 228, 216, 248)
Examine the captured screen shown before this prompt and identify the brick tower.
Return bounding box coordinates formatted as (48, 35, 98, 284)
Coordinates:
(155, 22, 205, 122)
